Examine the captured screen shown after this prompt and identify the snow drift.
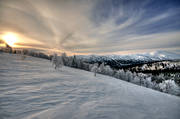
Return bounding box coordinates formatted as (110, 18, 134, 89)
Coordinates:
(0, 53, 180, 119)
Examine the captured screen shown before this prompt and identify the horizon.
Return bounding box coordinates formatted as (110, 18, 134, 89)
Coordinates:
(2, 47, 180, 59)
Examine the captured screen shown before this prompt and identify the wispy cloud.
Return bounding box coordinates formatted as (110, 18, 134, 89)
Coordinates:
(0, 0, 180, 55)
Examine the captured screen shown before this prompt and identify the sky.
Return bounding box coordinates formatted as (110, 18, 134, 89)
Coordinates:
(0, 0, 180, 55)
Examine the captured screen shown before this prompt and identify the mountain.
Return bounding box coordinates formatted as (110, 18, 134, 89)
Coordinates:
(77, 51, 180, 68)
(80, 51, 180, 61)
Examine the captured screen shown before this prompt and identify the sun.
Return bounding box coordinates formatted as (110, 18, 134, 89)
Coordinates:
(2, 33, 18, 47)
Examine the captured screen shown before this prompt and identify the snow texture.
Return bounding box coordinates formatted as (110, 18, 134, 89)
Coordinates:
(0, 53, 180, 119)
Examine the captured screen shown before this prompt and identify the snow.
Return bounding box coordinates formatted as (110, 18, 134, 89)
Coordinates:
(0, 53, 180, 119)
(79, 51, 180, 62)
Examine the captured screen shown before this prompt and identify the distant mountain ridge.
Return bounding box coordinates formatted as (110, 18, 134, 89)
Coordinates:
(78, 51, 180, 62)
(77, 51, 180, 68)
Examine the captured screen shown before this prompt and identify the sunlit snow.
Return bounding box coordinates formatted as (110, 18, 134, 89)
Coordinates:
(0, 53, 180, 119)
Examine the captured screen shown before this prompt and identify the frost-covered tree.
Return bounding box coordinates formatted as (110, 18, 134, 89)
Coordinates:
(125, 71, 133, 82)
(76, 59, 83, 69)
(131, 75, 140, 85)
(98, 63, 114, 76)
(55, 56, 64, 69)
(98, 63, 105, 74)
(91, 63, 98, 76)
(66, 56, 73, 67)
(137, 73, 146, 86)
(52, 53, 58, 66)
(61, 52, 67, 65)
(72, 55, 78, 68)
(115, 69, 126, 80)
(104, 65, 114, 76)
(52, 54, 64, 69)
(143, 77, 153, 88)
(159, 79, 179, 95)
(82, 62, 90, 71)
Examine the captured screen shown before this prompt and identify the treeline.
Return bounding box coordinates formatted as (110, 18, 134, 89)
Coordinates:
(130, 61, 180, 73)
(52, 53, 180, 96)
(0, 48, 51, 60)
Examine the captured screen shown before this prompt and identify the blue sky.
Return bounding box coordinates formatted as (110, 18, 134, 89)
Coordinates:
(0, 0, 180, 55)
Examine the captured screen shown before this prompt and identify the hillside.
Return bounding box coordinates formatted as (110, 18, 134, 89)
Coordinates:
(0, 53, 180, 119)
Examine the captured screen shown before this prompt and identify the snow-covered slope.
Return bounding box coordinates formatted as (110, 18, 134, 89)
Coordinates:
(0, 53, 180, 119)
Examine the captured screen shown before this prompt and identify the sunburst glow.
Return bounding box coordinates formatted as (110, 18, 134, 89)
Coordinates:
(2, 33, 18, 47)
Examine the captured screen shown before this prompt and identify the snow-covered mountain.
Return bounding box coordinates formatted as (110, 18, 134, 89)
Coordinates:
(78, 51, 180, 63)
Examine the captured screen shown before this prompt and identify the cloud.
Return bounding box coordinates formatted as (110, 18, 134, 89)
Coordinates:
(0, 0, 180, 55)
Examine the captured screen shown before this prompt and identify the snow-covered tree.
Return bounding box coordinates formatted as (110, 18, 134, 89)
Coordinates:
(82, 62, 90, 71)
(52, 54, 64, 69)
(114, 69, 126, 80)
(143, 77, 153, 88)
(91, 63, 98, 76)
(55, 56, 64, 69)
(61, 52, 67, 65)
(98, 63, 105, 74)
(66, 56, 73, 67)
(131, 75, 140, 85)
(159, 79, 179, 94)
(137, 73, 146, 86)
(76, 59, 84, 69)
(104, 65, 114, 76)
(72, 55, 78, 68)
(125, 71, 133, 82)
(52, 53, 58, 66)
